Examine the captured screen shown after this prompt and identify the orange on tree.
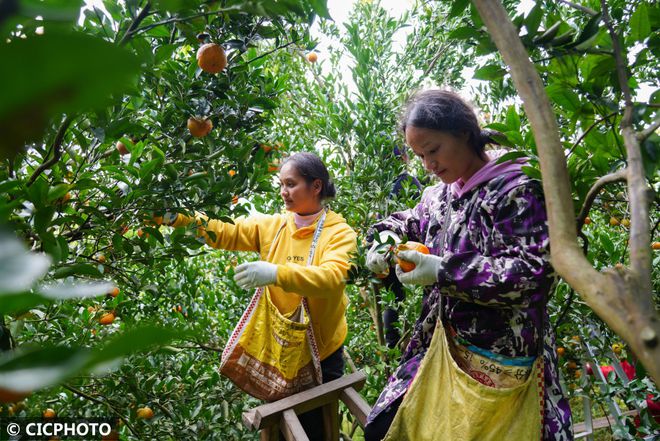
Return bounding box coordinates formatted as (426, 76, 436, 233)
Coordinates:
(136, 406, 154, 419)
(0, 388, 30, 404)
(101, 430, 120, 441)
(96, 254, 106, 264)
(652, 241, 660, 250)
(99, 312, 115, 325)
(228, 169, 236, 177)
(43, 408, 56, 418)
(621, 218, 630, 227)
(556, 347, 565, 357)
(268, 163, 280, 173)
(196, 43, 227, 74)
(232, 195, 239, 205)
(137, 228, 148, 239)
(116, 141, 129, 155)
(187, 117, 213, 138)
(396, 242, 430, 272)
(609, 216, 620, 226)
(583, 216, 591, 225)
(108, 287, 120, 298)
(59, 192, 71, 204)
(261, 143, 273, 153)
(567, 360, 578, 370)
(306, 52, 318, 63)
(612, 343, 623, 354)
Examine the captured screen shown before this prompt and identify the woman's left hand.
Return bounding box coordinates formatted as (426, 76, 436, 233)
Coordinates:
(234, 261, 278, 289)
(395, 250, 442, 286)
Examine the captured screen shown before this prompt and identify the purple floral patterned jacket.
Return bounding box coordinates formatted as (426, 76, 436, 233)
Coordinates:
(367, 164, 573, 440)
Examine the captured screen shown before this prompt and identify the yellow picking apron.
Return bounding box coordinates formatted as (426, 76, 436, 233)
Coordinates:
(383, 319, 544, 441)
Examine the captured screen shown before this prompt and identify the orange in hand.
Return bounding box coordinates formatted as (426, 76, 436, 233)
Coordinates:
(396, 242, 430, 272)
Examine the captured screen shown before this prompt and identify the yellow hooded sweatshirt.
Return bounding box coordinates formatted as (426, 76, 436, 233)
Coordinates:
(171, 210, 357, 360)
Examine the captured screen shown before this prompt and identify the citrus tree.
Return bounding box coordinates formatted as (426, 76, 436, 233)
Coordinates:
(0, 0, 330, 438)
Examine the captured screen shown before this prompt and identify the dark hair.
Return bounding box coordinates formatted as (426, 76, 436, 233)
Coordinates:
(400, 89, 500, 156)
(282, 152, 336, 200)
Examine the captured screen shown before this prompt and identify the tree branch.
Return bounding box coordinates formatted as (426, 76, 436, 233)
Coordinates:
(602, 0, 652, 298)
(27, 116, 73, 186)
(118, 1, 152, 46)
(557, 0, 598, 16)
(566, 112, 617, 158)
(423, 42, 450, 76)
(637, 115, 660, 142)
(62, 384, 137, 436)
(244, 38, 302, 66)
(576, 168, 627, 228)
(125, 9, 229, 39)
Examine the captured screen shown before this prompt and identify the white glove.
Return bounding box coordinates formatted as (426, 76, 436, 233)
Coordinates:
(234, 261, 278, 289)
(366, 230, 400, 275)
(395, 250, 443, 286)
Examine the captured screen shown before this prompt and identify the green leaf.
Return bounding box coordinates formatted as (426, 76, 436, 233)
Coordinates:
(46, 183, 70, 202)
(448, 26, 480, 40)
(38, 280, 115, 299)
(448, 0, 470, 19)
(524, 4, 543, 36)
(88, 325, 188, 367)
(0, 346, 91, 393)
(0, 293, 51, 315)
(309, 0, 331, 20)
(0, 233, 51, 295)
(473, 64, 507, 81)
(521, 165, 541, 180)
(630, 4, 650, 43)
(52, 263, 103, 279)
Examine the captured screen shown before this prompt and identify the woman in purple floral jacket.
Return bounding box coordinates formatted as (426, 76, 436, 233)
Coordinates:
(363, 90, 573, 440)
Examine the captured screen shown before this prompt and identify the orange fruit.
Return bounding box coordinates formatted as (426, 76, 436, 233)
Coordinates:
(652, 241, 660, 250)
(97, 254, 106, 264)
(567, 360, 578, 370)
(196, 43, 227, 73)
(116, 141, 129, 155)
(60, 192, 71, 204)
(571, 335, 581, 342)
(621, 218, 630, 227)
(136, 406, 154, 419)
(268, 163, 280, 173)
(574, 370, 582, 379)
(232, 195, 239, 205)
(609, 217, 620, 226)
(177, 305, 182, 313)
(99, 312, 115, 325)
(101, 430, 120, 441)
(228, 169, 236, 177)
(306, 52, 318, 63)
(137, 228, 149, 239)
(187, 117, 213, 138)
(556, 347, 565, 357)
(395, 242, 430, 272)
(43, 408, 56, 418)
(108, 287, 120, 298)
(583, 216, 591, 225)
(611, 343, 622, 354)
(87, 306, 95, 313)
(261, 144, 273, 153)
(0, 388, 30, 403)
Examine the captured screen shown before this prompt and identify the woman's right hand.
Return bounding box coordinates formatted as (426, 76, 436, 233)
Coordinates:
(366, 230, 400, 275)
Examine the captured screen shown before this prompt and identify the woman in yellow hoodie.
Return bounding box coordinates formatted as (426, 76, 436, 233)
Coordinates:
(166, 152, 357, 440)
